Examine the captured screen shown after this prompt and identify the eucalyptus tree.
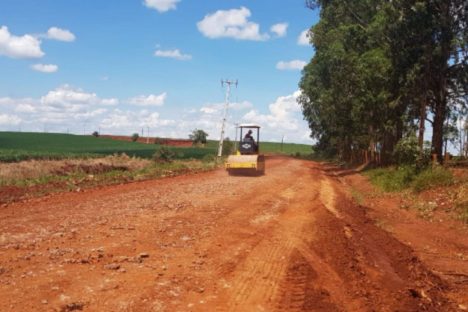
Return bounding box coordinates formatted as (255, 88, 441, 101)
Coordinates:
(300, 0, 467, 163)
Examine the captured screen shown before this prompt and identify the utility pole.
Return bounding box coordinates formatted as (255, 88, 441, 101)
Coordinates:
(234, 123, 239, 151)
(218, 79, 238, 157)
(147, 126, 150, 144)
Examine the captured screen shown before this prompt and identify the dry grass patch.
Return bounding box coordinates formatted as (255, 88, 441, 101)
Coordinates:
(0, 154, 150, 184)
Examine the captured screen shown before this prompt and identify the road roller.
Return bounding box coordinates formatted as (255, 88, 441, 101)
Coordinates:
(225, 124, 265, 175)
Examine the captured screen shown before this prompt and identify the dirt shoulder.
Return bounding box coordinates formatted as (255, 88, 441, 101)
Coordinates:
(333, 165, 468, 310)
(0, 156, 217, 205)
(0, 157, 465, 311)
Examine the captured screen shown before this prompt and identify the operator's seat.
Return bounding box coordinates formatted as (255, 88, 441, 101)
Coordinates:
(240, 138, 257, 154)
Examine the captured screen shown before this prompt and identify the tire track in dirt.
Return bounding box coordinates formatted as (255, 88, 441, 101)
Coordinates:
(213, 162, 364, 312)
(221, 181, 317, 311)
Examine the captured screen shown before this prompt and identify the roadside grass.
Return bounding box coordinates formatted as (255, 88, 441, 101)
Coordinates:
(365, 166, 416, 192)
(1, 156, 144, 184)
(0, 131, 312, 203)
(350, 187, 364, 205)
(411, 167, 454, 192)
(0, 132, 312, 162)
(365, 166, 454, 193)
(0, 157, 218, 188)
(0, 132, 216, 162)
(0, 156, 219, 204)
(364, 165, 468, 223)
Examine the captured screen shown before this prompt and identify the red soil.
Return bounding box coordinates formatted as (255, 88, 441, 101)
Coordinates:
(0, 157, 466, 311)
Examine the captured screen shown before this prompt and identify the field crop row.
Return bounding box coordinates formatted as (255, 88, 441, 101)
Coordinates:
(0, 132, 312, 162)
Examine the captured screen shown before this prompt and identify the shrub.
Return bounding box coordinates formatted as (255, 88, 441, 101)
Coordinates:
(222, 138, 234, 156)
(202, 154, 216, 162)
(366, 166, 416, 192)
(189, 129, 208, 145)
(92, 131, 99, 137)
(411, 167, 454, 192)
(153, 146, 175, 163)
(393, 135, 419, 165)
(393, 135, 431, 169)
(131, 133, 139, 142)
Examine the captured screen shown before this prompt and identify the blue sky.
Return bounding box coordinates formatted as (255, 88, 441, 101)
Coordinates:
(0, 0, 319, 143)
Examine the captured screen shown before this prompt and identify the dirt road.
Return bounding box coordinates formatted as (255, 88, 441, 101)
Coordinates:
(0, 157, 465, 311)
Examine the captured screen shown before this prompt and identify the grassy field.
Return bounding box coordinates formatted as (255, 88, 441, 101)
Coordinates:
(0, 132, 216, 162)
(260, 141, 312, 155)
(0, 132, 312, 162)
(205, 140, 312, 155)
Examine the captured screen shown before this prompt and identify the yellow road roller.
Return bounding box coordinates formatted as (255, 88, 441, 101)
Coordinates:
(225, 124, 265, 175)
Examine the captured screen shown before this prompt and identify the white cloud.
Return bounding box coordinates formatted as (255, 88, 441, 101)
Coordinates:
(0, 89, 110, 130)
(144, 0, 180, 13)
(0, 97, 38, 113)
(270, 23, 288, 37)
(41, 85, 119, 109)
(100, 109, 175, 131)
(100, 98, 119, 106)
(0, 97, 14, 105)
(0, 26, 44, 59)
(197, 7, 269, 41)
(154, 49, 192, 61)
(0, 113, 22, 125)
(241, 91, 312, 143)
(31, 63, 58, 73)
(46, 27, 75, 42)
(298, 29, 311, 46)
(231, 101, 253, 110)
(128, 93, 167, 106)
(276, 60, 307, 71)
(200, 106, 218, 114)
(0, 86, 173, 133)
(0, 97, 36, 107)
(0, 86, 311, 143)
(15, 103, 37, 113)
(200, 101, 252, 114)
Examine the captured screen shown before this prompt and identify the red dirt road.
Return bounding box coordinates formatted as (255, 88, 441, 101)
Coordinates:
(0, 157, 465, 311)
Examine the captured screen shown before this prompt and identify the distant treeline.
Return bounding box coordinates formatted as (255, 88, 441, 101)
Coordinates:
(300, 0, 467, 164)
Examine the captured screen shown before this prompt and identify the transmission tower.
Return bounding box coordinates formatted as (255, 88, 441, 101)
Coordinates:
(218, 79, 238, 157)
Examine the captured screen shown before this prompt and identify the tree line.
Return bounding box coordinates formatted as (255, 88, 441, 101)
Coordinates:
(299, 0, 467, 164)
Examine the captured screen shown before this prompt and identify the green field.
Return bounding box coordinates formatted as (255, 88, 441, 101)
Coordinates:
(0, 132, 312, 162)
(259, 141, 312, 154)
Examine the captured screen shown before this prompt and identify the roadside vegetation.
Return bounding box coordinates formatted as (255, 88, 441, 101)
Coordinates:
(0, 132, 216, 162)
(359, 138, 467, 222)
(365, 166, 454, 193)
(0, 132, 312, 163)
(0, 131, 312, 204)
(300, 1, 467, 165)
(0, 154, 218, 205)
